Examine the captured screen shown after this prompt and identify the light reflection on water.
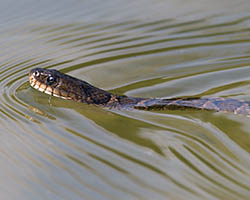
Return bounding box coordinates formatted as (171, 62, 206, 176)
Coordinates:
(1, 0, 250, 199)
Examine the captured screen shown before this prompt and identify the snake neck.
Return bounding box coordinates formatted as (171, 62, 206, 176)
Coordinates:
(78, 85, 147, 109)
(57, 79, 146, 107)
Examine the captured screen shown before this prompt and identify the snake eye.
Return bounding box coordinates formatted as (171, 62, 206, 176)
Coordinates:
(47, 76, 56, 85)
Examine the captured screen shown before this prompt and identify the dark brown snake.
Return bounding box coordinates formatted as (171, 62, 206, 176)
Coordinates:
(29, 68, 250, 116)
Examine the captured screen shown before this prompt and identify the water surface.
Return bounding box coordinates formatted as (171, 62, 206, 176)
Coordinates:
(1, 0, 250, 199)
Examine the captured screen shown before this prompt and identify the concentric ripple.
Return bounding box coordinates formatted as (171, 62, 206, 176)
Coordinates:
(1, 0, 250, 200)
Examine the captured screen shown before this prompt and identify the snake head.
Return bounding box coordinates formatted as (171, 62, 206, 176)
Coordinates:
(29, 68, 88, 101)
(29, 68, 59, 87)
(29, 68, 65, 98)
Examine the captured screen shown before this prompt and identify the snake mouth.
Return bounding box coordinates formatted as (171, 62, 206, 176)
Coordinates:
(29, 70, 40, 90)
(29, 73, 52, 96)
(29, 69, 46, 92)
(29, 72, 39, 89)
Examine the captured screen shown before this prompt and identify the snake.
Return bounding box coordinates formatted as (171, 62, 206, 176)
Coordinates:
(29, 68, 250, 116)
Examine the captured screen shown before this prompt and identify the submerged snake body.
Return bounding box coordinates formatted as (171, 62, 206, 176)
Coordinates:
(29, 68, 250, 116)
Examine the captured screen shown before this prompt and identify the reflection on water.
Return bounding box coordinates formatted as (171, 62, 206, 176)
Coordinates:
(1, 0, 250, 199)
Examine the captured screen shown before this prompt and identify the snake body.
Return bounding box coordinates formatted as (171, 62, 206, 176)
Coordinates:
(29, 68, 250, 115)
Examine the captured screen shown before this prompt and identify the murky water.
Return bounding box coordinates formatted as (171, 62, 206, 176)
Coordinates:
(1, 0, 250, 199)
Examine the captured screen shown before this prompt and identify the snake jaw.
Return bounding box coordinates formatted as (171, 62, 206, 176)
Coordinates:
(29, 75, 38, 89)
(29, 68, 52, 94)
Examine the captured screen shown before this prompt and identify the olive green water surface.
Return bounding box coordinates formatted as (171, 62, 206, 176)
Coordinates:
(2, 0, 250, 199)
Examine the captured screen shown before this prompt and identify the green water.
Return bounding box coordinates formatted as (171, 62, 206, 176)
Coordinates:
(1, 0, 250, 199)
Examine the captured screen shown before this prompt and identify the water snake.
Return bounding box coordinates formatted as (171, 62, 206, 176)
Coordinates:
(29, 68, 250, 116)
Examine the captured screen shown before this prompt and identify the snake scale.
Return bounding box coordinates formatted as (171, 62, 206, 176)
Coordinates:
(29, 68, 250, 116)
